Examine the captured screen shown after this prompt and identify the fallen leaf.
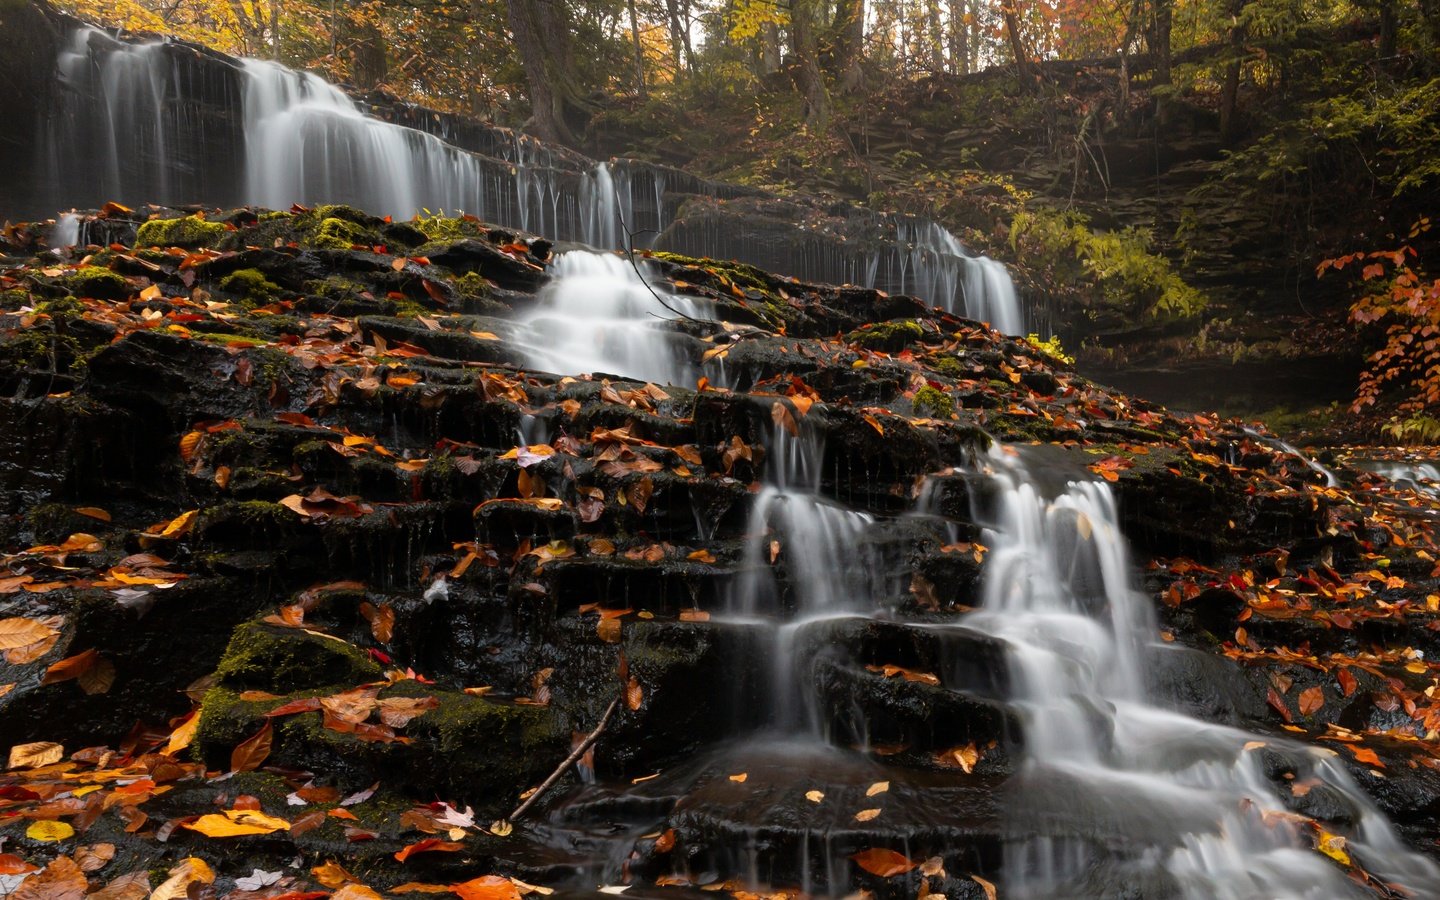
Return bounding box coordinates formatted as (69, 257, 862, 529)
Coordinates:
(1298, 686, 1324, 716)
(865, 781, 889, 797)
(0, 617, 57, 651)
(728, 773, 747, 783)
(394, 839, 465, 862)
(849, 848, 917, 877)
(149, 857, 214, 900)
(805, 790, 824, 803)
(310, 861, 358, 888)
(8, 741, 64, 769)
(971, 874, 998, 900)
(25, 820, 74, 842)
(184, 809, 291, 837)
(854, 808, 881, 822)
(452, 875, 522, 900)
(230, 721, 273, 772)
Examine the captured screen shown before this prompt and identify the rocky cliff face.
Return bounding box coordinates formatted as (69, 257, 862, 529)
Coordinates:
(1, 205, 1438, 896)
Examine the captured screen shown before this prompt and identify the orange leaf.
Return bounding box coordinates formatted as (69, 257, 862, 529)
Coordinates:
(1297, 686, 1324, 716)
(394, 839, 465, 862)
(850, 848, 918, 878)
(1348, 745, 1384, 768)
(451, 876, 522, 900)
(230, 721, 273, 772)
(42, 647, 99, 685)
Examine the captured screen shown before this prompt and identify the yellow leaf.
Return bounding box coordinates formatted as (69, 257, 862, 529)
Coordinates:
(805, 790, 824, 803)
(854, 808, 881, 821)
(9, 741, 64, 769)
(184, 809, 291, 837)
(728, 773, 747, 783)
(1316, 829, 1351, 866)
(165, 714, 200, 756)
(865, 781, 889, 797)
(311, 861, 357, 888)
(26, 820, 75, 842)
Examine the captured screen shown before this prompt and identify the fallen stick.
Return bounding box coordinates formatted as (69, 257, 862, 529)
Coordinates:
(503, 695, 621, 826)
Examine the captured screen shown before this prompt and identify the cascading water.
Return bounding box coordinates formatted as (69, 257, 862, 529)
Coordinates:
(29, 25, 1032, 335)
(513, 251, 710, 387)
(1243, 426, 1340, 488)
(967, 445, 1440, 898)
(1363, 460, 1440, 497)
(729, 416, 878, 732)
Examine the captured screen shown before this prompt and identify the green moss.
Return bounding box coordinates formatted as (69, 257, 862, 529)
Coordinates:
(135, 215, 227, 249)
(213, 621, 382, 693)
(454, 271, 491, 301)
(847, 319, 924, 351)
(912, 385, 956, 419)
(218, 268, 281, 304)
(66, 265, 129, 300)
(312, 217, 366, 250)
(412, 214, 484, 242)
(930, 355, 965, 378)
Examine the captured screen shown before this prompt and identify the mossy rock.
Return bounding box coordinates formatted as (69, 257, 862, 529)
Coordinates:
(195, 681, 565, 808)
(218, 268, 281, 303)
(847, 319, 924, 352)
(135, 215, 227, 249)
(212, 621, 382, 693)
(913, 385, 956, 419)
(65, 266, 129, 300)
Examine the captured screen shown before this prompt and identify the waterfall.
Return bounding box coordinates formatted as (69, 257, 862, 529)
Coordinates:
(728, 417, 878, 731)
(1362, 460, 1440, 497)
(27, 24, 1033, 336)
(967, 445, 1440, 898)
(514, 250, 710, 387)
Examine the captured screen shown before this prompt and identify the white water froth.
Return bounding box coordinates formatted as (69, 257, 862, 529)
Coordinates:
(967, 445, 1439, 898)
(515, 251, 710, 387)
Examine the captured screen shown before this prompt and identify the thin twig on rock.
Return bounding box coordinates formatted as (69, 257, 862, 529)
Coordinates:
(504, 695, 621, 824)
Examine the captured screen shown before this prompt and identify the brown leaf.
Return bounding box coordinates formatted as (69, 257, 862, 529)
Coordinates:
(42, 648, 99, 686)
(359, 601, 395, 643)
(972, 874, 998, 900)
(8, 741, 64, 769)
(1336, 667, 1358, 697)
(849, 848, 917, 877)
(1298, 686, 1324, 716)
(626, 676, 643, 711)
(73, 843, 116, 873)
(0, 617, 57, 651)
(12, 855, 87, 900)
(88, 872, 150, 900)
(376, 696, 439, 729)
(230, 721, 273, 773)
(319, 686, 380, 724)
(266, 697, 323, 717)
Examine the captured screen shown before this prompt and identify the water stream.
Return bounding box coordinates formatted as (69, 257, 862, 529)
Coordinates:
(966, 445, 1439, 898)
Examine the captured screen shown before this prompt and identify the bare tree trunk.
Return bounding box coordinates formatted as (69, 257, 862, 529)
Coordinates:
(350, 21, 387, 89)
(926, 0, 944, 72)
(507, 0, 588, 145)
(1001, 0, 1032, 84)
(1218, 0, 1245, 144)
(830, 0, 866, 91)
(761, 21, 782, 74)
(1378, 0, 1397, 57)
(627, 0, 647, 97)
(790, 0, 830, 126)
(1150, 0, 1172, 85)
(947, 0, 968, 74)
(270, 0, 281, 58)
(665, 0, 685, 79)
